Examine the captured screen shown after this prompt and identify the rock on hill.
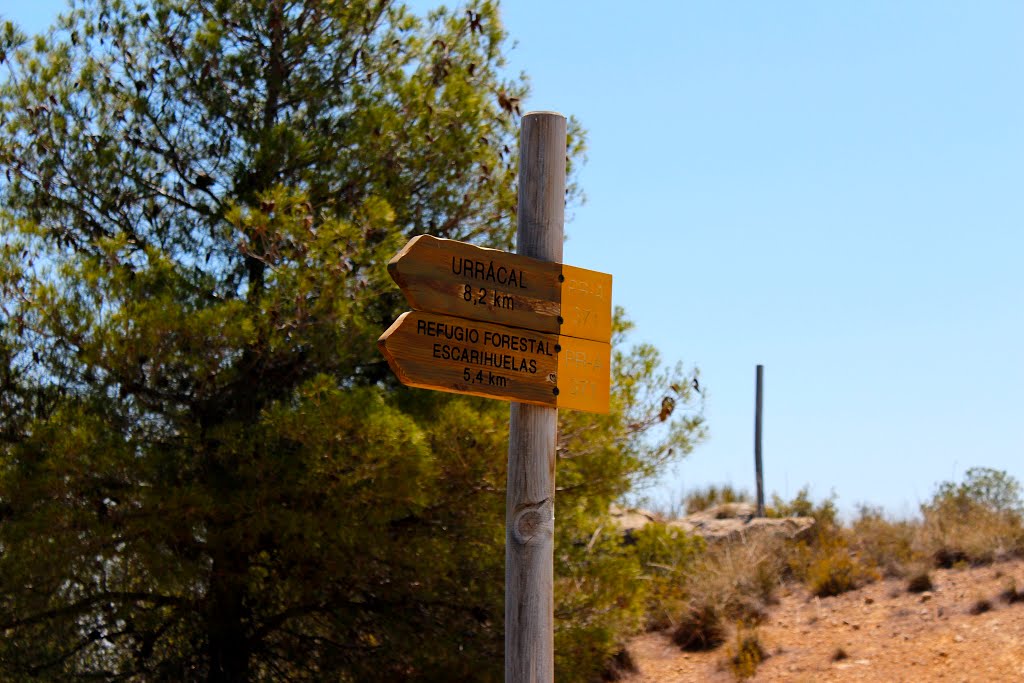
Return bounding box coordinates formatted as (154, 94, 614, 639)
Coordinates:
(611, 502, 816, 543)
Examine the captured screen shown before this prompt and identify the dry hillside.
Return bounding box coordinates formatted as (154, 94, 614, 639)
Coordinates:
(625, 558, 1024, 682)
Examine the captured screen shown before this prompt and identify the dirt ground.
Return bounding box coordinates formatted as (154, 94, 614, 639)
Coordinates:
(626, 557, 1024, 682)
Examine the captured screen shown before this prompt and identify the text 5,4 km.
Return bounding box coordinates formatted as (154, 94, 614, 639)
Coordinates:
(463, 284, 514, 310)
(463, 367, 509, 387)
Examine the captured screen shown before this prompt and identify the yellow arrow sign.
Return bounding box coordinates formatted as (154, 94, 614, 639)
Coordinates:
(387, 235, 612, 342)
(378, 310, 610, 414)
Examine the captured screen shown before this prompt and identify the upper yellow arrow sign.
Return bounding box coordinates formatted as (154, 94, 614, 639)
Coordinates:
(386, 235, 612, 342)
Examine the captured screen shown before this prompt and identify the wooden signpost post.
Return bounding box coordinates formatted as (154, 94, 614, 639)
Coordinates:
(378, 111, 602, 682)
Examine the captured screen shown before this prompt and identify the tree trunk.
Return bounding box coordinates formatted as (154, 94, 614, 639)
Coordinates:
(206, 544, 251, 683)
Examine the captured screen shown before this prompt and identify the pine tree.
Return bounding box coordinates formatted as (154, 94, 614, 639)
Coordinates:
(0, 2, 702, 680)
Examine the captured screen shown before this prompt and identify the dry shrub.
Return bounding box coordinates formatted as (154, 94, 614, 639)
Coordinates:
(645, 596, 687, 634)
(906, 567, 934, 593)
(599, 647, 638, 681)
(998, 578, 1024, 604)
(931, 547, 970, 569)
(918, 503, 1023, 566)
(725, 625, 767, 681)
(831, 647, 849, 662)
(700, 534, 784, 612)
(788, 529, 877, 598)
(969, 597, 993, 615)
(673, 535, 784, 651)
(673, 602, 727, 651)
(771, 488, 875, 596)
(739, 535, 787, 604)
(851, 505, 922, 577)
(806, 546, 862, 597)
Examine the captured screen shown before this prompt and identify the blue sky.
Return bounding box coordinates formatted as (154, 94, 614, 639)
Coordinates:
(495, 0, 1023, 516)
(7, 1, 1023, 516)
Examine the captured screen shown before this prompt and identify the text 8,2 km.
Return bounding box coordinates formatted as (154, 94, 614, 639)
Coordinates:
(386, 235, 612, 343)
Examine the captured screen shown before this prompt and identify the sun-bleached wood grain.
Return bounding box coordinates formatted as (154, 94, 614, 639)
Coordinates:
(506, 111, 566, 683)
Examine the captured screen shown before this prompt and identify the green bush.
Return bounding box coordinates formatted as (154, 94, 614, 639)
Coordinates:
(918, 468, 1024, 565)
(554, 514, 649, 682)
(630, 521, 705, 630)
(933, 467, 1023, 514)
(726, 625, 767, 681)
(768, 487, 838, 529)
(683, 484, 752, 514)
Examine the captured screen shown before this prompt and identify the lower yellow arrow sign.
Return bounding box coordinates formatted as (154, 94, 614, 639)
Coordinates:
(378, 311, 610, 414)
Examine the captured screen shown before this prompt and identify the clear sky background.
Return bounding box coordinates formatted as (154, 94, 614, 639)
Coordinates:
(7, 1, 1023, 517)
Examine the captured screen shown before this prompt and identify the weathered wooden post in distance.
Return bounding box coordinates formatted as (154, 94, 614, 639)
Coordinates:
(755, 364, 765, 517)
(378, 111, 611, 682)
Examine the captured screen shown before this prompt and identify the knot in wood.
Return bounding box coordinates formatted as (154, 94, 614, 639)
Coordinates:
(512, 500, 553, 546)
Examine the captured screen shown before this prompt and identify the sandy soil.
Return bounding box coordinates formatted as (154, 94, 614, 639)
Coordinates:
(626, 558, 1024, 682)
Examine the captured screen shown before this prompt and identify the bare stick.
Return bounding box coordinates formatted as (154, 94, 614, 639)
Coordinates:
(755, 364, 765, 517)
